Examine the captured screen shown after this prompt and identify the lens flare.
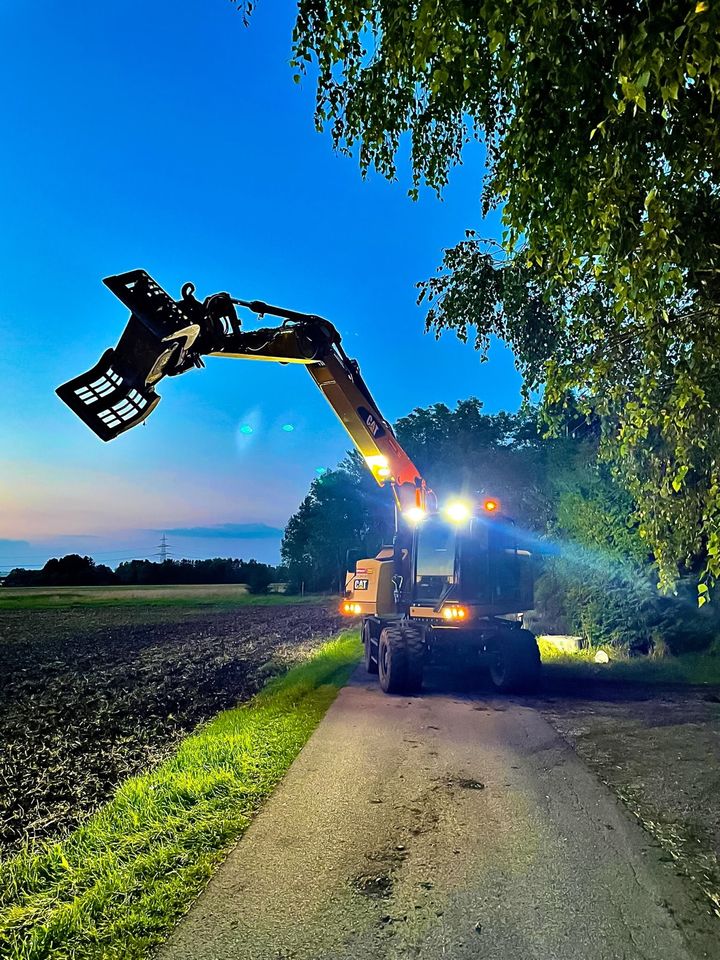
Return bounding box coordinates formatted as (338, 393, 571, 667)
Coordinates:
(446, 501, 471, 523)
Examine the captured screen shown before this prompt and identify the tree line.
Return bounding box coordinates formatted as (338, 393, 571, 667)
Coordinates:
(3, 556, 285, 594)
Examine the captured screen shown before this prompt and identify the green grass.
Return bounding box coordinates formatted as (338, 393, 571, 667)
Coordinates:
(0, 630, 361, 960)
(538, 636, 720, 685)
(0, 584, 326, 610)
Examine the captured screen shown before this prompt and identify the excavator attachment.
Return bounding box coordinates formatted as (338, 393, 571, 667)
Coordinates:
(55, 335, 162, 442)
(55, 270, 228, 441)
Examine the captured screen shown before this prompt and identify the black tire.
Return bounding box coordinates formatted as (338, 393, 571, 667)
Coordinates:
(363, 620, 379, 675)
(489, 629, 541, 693)
(378, 624, 425, 695)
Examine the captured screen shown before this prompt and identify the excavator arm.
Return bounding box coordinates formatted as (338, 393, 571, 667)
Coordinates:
(57, 270, 435, 513)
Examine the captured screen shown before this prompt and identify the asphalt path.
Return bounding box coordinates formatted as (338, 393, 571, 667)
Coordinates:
(160, 668, 719, 960)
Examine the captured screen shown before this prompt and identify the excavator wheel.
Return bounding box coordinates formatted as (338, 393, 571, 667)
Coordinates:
(362, 620, 379, 675)
(489, 629, 541, 694)
(378, 624, 425, 695)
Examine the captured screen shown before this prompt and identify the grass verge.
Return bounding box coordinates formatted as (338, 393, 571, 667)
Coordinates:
(0, 630, 361, 960)
(538, 636, 720, 685)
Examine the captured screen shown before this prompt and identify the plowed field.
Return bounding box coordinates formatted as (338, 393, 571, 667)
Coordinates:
(0, 603, 341, 858)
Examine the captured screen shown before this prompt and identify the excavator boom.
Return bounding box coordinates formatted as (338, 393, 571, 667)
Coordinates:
(57, 270, 432, 511)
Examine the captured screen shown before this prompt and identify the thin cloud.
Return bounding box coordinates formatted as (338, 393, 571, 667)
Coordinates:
(0, 539, 31, 552)
(161, 523, 283, 540)
(53, 534, 103, 540)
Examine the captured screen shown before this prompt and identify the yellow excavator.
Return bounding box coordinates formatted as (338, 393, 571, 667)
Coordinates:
(57, 270, 539, 695)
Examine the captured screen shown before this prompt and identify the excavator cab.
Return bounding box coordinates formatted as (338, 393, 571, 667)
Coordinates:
(344, 503, 533, 621)
(344, 502, 539, 695)
(412, 511, 533, 615)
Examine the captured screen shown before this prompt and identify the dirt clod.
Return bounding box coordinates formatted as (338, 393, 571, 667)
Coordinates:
(456, 778, 485, 791)
(352, 873, 394, 899)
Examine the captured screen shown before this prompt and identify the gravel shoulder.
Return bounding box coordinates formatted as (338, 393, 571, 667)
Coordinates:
(0, 603, 341, 857)
(531, 674, 720, 919)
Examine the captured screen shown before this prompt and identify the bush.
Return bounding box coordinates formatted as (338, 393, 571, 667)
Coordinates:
(531, 556, 719, 655)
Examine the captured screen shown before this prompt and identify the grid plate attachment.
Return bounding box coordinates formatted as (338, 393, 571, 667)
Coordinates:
(56, 348, 161, 442)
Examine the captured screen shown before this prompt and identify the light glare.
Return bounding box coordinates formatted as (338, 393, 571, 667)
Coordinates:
(446, 501, 471, 523)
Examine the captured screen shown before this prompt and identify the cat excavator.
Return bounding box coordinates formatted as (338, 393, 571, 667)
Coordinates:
(57, 270, 539, 695)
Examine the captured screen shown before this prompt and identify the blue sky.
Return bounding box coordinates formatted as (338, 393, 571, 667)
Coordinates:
(0, 0, 521, 569)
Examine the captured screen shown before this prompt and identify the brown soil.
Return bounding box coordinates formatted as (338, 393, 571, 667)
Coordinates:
(531, 676, 720, 919)
(0, 604, 341, 858)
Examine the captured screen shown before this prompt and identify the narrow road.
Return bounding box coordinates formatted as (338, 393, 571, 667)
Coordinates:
(160, 669, 718, 960)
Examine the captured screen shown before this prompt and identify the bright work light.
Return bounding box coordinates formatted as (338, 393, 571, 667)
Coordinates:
(445, 501, 471, 523)
(405, 506, 426, 523)
(341, 601, 362, 615)
(365, 454, 391, 480)
(442, 605, 468, 620)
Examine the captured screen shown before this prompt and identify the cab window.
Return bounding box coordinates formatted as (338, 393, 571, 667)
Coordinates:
(488, 524, 522, 600)
(415, 521, 456, 602)
(458, 519, 491, 602)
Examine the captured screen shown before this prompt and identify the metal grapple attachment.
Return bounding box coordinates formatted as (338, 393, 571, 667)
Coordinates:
(56, 269, 239, 441)
(55, 334, 162, 442)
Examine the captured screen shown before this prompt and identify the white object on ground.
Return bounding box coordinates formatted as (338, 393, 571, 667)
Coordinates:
(541, 635, 583, 654)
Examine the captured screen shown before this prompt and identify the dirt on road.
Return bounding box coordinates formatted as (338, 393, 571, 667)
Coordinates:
(0, 603, 341, 857)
